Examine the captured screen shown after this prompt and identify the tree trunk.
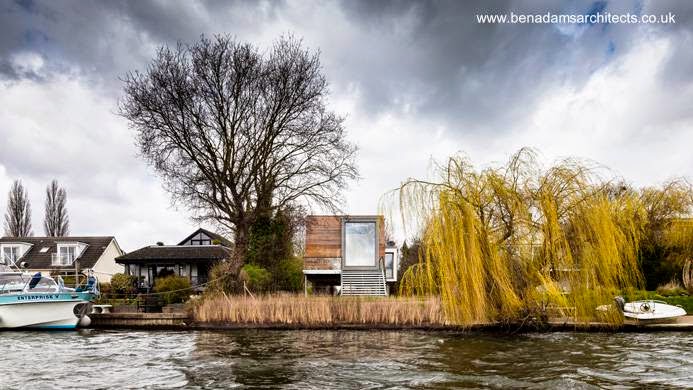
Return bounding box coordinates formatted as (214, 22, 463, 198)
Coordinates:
(232, 222, 249, 275)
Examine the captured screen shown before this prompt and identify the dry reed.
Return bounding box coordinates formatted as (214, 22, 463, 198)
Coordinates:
(193, 293, 447, 326)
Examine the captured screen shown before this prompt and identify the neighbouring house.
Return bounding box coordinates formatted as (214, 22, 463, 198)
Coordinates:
(303, 215, 399, 296)
(116, 228, 232, 291)
(0, 236, 125, 283)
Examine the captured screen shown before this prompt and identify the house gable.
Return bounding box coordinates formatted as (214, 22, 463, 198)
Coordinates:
(91, 238, 125, 283)
(177, 228, 233, 247)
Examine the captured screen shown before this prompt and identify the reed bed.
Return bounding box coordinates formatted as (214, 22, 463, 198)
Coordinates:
(193, 293, 447, 326)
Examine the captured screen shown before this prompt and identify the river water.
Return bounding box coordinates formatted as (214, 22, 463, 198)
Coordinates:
(1, 329, 692, 389)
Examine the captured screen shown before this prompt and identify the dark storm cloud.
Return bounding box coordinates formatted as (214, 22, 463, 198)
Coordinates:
(0, 0, 284, 88)
(1, 0, 691, 135)
(0, 0, 691, 143)
(333, 0, 693, 134)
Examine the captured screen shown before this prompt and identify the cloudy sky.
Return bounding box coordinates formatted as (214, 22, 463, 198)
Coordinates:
(1, 0, 692, 250)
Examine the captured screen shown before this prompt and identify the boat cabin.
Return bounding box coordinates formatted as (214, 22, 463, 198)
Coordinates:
(303, 215, 398, 296)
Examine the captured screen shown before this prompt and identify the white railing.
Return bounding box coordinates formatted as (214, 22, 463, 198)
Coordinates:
(51, 253, 75, 266)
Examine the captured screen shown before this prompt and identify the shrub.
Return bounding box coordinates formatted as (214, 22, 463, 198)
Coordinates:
(207, 260, 240, 294)
(240, 263, 272, 292)
(274, 257, 304, 292)
(153, 275, 192, 305)
(99, 282, 112, 295)
(110, 273, 138, 295)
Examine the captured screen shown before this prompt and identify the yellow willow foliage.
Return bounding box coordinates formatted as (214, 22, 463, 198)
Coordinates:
(662, 218, 693, 254)
(396, 149, 648, 326)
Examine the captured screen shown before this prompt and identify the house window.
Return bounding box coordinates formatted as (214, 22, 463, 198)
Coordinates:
(2, 246, 20, 265)
(190, 233, 212, 245)
(156, 266, 175, 278)
(385, 252, 394, 279)
(53, 245, 77, 266)
(343, 221, 377, 267)
(60, 246, 76, 262)
(141, 266, 152, 288)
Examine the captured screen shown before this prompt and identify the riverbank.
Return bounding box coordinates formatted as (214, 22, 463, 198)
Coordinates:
(89, 312, 693, 332)
(87, 294, 693, 332)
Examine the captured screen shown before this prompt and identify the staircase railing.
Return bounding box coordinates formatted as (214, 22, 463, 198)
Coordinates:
(340, 258, 388, 296)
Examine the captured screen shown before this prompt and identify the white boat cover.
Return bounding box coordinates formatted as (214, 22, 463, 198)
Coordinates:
(623, 300, 686, 320)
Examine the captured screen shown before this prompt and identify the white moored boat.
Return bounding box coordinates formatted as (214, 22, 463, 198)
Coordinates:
(0, 267, 98, 329)
(615, 296, 687, 321)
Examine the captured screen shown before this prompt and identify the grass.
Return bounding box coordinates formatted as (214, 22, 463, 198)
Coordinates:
(193, 294, 447, 326)
(655, 280, 688, 297)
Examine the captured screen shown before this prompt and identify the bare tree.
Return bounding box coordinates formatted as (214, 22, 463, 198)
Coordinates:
(120, 35, 358, 271)
(4, 180, 32, 237)
(44, 179, 69, 237)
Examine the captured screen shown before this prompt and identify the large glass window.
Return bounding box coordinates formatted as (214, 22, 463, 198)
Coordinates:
(344, 222, 377, 267)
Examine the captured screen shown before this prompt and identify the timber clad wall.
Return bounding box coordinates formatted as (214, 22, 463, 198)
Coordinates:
(375, 216, 386, 258)
(305, 216, 342, 258)
(304, 215, 386, 271)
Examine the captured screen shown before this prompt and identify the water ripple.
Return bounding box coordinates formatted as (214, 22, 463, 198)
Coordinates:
(0, 330, 692, 389)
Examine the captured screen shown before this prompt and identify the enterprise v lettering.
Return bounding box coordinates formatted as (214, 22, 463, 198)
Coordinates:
(16, 295, 61, 301)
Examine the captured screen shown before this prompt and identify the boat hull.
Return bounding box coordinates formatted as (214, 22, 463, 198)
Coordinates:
(623, 300, 687, 321)
(0, 293, 93, 329)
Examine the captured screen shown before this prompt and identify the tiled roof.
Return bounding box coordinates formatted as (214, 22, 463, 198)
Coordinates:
(0, 236, 116, 269)
(115, 245, 232, 264)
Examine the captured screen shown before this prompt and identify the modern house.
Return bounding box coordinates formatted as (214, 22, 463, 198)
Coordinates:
(303, 215, 399, 296)
(0, 236, 124, 283)
(116, 228, 232, 291)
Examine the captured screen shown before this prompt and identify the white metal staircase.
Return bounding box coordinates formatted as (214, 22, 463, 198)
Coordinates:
(340, 269, 387, 296)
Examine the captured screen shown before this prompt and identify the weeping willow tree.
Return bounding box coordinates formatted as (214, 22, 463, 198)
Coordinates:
(395, 149, 662, 326)
(639, 181, 693, 289)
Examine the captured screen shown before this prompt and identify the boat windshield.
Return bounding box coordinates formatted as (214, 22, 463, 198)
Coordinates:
(0, 273, 59, 294)
(30, 277, 59, 292)
(0, 274, 28, 294)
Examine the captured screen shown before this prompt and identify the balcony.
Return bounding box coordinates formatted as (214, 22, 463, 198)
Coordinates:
(51, 253, 75, 266)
